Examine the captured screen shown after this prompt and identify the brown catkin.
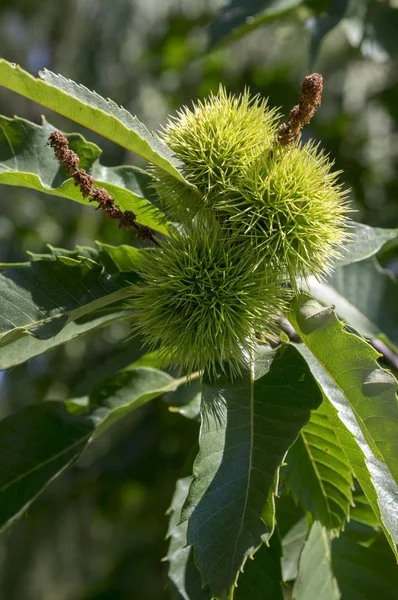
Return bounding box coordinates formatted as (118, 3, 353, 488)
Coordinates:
(48, 131, 155, 240)
(277, 73, 323, 145)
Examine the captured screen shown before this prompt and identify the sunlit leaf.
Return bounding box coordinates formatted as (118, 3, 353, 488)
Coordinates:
(336, 223, 398, 267)
(293, 521, 340, 600)
(283, 399, 353, 532)
(0, 59, 194, 187)
(290, 294, 398, 484)
(290, 306, 398, 559)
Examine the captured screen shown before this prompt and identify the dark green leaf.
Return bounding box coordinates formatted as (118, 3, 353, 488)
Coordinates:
(0, 245, 140, 369)
(284, 399, 353, 532)
(0, 402, 94, 533)
(0, 366, 183, 532)
(235, 537, 284, 600)
(167, 477, 284, 600)
(293, 521, 341, 600)
(0, 60, 194, 187)
(332, 527, 398, 600)
(209, 0, 304, 48)
(0, 115, 168, 233)
(182, 344, 322, 599)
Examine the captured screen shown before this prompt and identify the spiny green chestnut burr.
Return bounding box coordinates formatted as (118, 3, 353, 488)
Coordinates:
(132, 224, 288, 376)
(220, 142, 350, 282)
(154, 85, 349, 284)
(153, 85, 280, 223)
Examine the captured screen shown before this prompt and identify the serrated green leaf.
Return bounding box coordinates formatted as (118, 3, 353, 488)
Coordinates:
(0, 402, 95, 533)
(0, 59, 194, 188)
(0, 366, 183, 533)
(167, 477, 212, 600)
(209, 0, 304, 49)
(336, 223, 398, 267)
(0, 245, 141, 369)
(0, 309, 131, 371)
(332, 527, 398, 599)
(89, 366, 180, 438)
(304, 258, 398, 351)
(181, 344, 322, 599)
(289, 294, 398, 486)
(167, 477, 284, 600)
(283, 398, 354, 532)
(281, 517, 308, 582)
(350, 490, 380, 528)
(234, 537, 284, 600)
(0, 115, 168, 233)
(96, 242, 144, 273)
(293, 522, 341, 600)
(290, 308, 398, 559)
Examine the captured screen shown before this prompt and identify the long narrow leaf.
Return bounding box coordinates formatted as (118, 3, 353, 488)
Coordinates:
(290, 306, 398, 558)
(289, 294, 398, 485)
(0, 366, 182, 532)
(182, 344, 322, 599)
(0, 59, 194, 187)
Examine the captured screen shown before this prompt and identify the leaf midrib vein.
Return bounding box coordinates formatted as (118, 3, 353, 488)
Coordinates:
(0, 432, 91, 494)
(229, 350, 255, 586)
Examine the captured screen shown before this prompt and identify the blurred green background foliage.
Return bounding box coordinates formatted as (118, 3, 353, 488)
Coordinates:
(0, 1, 397, 598)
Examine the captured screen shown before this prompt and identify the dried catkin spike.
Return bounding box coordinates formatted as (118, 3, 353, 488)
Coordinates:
(277, 73, 323, 145)
(48, 131, 154, 239)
